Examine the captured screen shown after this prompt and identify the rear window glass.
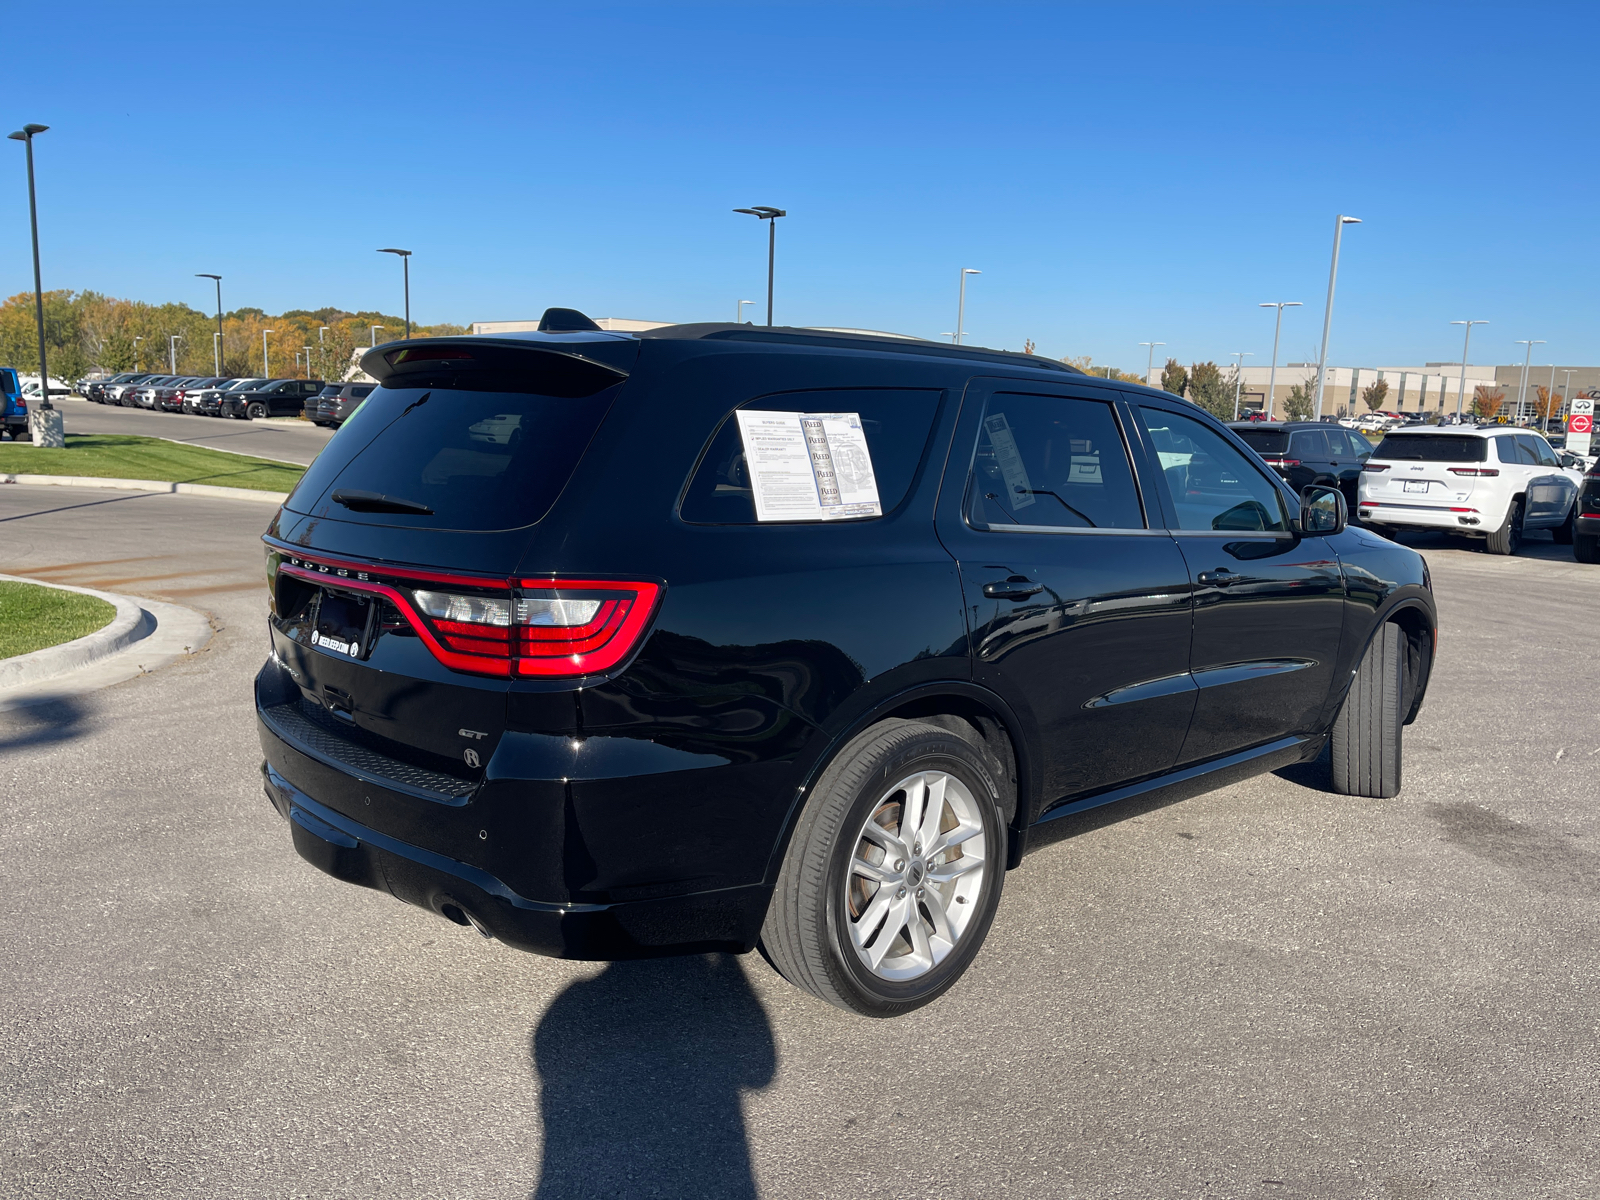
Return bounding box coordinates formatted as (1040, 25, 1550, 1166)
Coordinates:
(350, 386, 374, 398)
(1232, 429, 1288, 455)
(285, 383, 620, 531)
(1373, 434, 1487, 463)
(680, 389, 941, 524)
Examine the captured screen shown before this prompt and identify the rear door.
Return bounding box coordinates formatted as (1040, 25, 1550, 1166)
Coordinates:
(935, 380, 1195, 803)
(1518, 434, 1574, 526)
(1131, 401, 1345, 765)
(1289, 427, 1336, 490)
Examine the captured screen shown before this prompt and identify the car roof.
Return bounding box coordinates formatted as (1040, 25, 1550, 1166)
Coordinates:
(1377, 425, 1508, 439)
(1227, 421, 1340, 430)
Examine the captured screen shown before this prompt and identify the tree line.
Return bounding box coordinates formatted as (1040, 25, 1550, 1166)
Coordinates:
(0, 290, 467, 383)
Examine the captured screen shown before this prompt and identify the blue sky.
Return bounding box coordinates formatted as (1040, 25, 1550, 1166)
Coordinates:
(4, 1, 1595, 372)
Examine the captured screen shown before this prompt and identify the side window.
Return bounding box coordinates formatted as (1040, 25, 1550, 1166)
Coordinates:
(1291, 429, 1329, 457)
(1344, 430, 1371, 459)
(1496, 436, 1522, 464)
(680, 388, 942, 524)
(1512, 435, 1541, 466)
(966, 394, 1144, 530)
(1530, 437, 1560, 468)
(1139, 406, 1290, 532)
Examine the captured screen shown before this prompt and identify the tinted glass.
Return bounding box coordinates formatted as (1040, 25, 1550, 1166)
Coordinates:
(286, 383, 620, 531)
(1232, 429, 1289, 455)
(1140, 406, 1288, 532)
(966, 394, 1143, 530)
(680, 389, 941, 524)
(1291, 429, 1329, 456)
(1374, 434, 1488, 463)
(350, 386, 374, 398)
(1522, 435, 1559, 467)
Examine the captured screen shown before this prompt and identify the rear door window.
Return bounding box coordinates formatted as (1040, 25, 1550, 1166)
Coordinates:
(286, 379, 622, 531)
(680, 389, 941, 524)
(966, 393, 1144, 530)
(1232, 429, 1289, 456)
(1291, 429, 1329, 457)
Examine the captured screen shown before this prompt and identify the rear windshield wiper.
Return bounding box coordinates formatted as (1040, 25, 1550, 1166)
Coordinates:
(331, 489, 434, 515)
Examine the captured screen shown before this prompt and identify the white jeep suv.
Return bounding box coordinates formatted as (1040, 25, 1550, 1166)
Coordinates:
(1357, 426, 1583, 554)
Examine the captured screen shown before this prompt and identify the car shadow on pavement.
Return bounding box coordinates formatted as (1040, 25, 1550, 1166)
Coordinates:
(0, 694, 90, 750)
(529, 953, 776, 1200)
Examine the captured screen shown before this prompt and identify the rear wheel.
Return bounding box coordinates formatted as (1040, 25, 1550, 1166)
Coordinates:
(1576, 532, 1600, 565)
(1485, 498, 1522, 555)
(1331, 621, 1405, 799)
(761, 719, 1006, 1017)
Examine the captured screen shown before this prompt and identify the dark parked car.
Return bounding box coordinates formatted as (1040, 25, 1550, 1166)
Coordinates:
(258, 313, 1437, 1017)
(84, 372, 149, 403)
(221, 378, 325, 420)
(193, 377, 268, 416)
(1575, 456, 1600, 563)
(309, 382, 375, 427)
(157, 377, 226, 412)
(1229, 420, 1371, 509)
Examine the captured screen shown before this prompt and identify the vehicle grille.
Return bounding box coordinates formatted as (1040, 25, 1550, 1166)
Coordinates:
(260, 699, 477, 801)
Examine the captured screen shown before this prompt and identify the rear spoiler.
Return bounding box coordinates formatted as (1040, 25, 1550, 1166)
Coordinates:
(359, 336, 637, 394)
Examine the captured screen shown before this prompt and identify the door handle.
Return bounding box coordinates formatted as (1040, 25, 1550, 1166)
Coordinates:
(1196, 568, 1241, 587)
(982, 576, 1045, 601)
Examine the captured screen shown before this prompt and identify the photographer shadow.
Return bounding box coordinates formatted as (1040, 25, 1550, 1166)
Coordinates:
(530, 953, 775, 1200)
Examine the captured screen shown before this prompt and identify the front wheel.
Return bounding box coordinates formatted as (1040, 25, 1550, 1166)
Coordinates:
(1331, 622, 1405, 799)
(760, 719, 1006, 1017)
(245, 402, 267, 420)
(1485, 498, 1522, 555)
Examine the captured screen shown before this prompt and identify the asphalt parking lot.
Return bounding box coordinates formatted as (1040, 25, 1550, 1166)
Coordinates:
(47, 395, 334, 466)
(2, 486, 1596, 1200)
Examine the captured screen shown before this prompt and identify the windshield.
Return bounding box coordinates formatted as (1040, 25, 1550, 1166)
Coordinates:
(1372, 434, 1487, 463)
(285, 382, 621, 531)
(1232, 429, 1289, 455)
(228, 378, 266, 391)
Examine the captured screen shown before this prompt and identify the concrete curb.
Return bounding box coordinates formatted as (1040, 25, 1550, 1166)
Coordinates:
(0, 473, 287, 504)
(0, 575, 152, 689)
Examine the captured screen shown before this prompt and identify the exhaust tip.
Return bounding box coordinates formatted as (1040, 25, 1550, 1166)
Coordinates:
(437, 897, 495, 940)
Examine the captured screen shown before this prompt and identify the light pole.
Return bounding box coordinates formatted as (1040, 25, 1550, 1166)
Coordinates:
(262, 329, 275, 377)
(303, 345, 313, 379)
(169, 334, 182, 373)
(1230, 352, 1255, 419)
(1562, 369, 1576, 417)
(1449, 320, 1488, 418)
(7, 123, 52, 410)
(196, 273, 223, 374)
(319, 325, 329, 380)
(1138, 341, 1165, 386)
(371, 325, 384, 347)
(213, 331, 221, 374)
(736, 300, 755, 324)
(133, 335, 143, 371)
(955, 268, 981, 345)
(377, 248, 412, 337)
(1513, 339, 1545, 424)
(732, 207, 786, 326)
(1313, 215, 1362, 419)
(1259, 301, 1302, 419)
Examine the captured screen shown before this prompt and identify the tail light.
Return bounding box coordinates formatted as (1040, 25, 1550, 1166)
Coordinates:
(1261, 457, 1301, 468)
(1448, 467, 1498, 476)
(276, 554, 660, 679)
(1361, 463, 1389, 472)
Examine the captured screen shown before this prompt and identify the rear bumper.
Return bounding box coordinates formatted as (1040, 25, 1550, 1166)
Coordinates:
(1357, 499, 1488, 531)
(1577, 512, 1600, 534)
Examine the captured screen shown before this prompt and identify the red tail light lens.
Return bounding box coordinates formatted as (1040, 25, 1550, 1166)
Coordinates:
(1448, 467, 1499, 476)
(1362, 463, 1390, 472)
(1262, 457, 1301, 468)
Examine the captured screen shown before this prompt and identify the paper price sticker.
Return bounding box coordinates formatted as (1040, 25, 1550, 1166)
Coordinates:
(736, 411, 882, 522)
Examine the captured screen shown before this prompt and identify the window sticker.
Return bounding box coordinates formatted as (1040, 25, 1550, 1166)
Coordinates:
(982, 413, 1034, 508)
(735, 410, 882, 521)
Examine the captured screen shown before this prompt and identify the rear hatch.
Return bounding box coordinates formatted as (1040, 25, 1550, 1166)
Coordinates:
(1365, 432, 1493, 505)
(1232, 427, 1290, 470)
(264, 336, 640, 798)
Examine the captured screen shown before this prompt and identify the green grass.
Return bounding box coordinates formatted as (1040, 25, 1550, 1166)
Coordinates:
(0, 580, 118, 660)
(0, 433, 304, 493)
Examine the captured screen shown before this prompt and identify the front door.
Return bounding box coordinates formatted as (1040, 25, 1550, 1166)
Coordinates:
(937, 382, 1195, 804)
(1131, 402, 1346, 765)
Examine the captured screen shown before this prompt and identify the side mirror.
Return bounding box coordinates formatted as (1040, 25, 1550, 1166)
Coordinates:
(1298, 484, 1346, 535)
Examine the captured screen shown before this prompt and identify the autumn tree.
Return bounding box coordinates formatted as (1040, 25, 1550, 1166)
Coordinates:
(1283, 374, 1317, 421)
(1361, 378, 1391, 411)
(1161, 358, 1188, 397)
(1472, 386, 1506, 421)
(1533, 385, 1561, 423)
(1187, 361, 1233, 419)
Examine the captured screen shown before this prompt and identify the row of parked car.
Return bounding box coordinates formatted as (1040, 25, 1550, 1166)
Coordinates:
(78, 372, 374, 427)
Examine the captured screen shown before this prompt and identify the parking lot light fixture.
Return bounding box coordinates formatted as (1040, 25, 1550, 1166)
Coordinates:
(196, 274, 223, 374)
(303, 345, 313, 379)
(133, 335, 143, 371)
(213, 331, 221, 371)
(1513, 339, 1546, 423)
(1562, 369, 1576, 414)
(1313, 215, 1362, 419)
(371, 325, 384, 347)
(168, 334, 182, 373)
(1259, 301, 1303, 420)
(1139, 341, 1165, 385)
(736, 299, 756, 324)
(318, 326, 329, 379)
(1230, 351, 1255, 419)
(262, 329, 275, 378)
(1449, 320, 1488, 417)
(732, 207, 786, 326)
(377, 249, 412, 337)
(956, 268, 981, 345)
(8, 123, 52, 410)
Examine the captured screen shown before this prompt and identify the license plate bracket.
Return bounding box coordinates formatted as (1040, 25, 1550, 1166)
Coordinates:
(312, 591, 373, 659)
(1403, 480, 1429, 494)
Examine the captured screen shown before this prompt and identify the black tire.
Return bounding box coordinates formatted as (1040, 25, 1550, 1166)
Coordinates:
(1331, 622, 1404, 799)
(1575, 532, 1600, 565)
(1485, 498, 1522, 555)
(1552, 502, 1575, 545)
(760, 718, 1007, 1017)
(246, 402, 267, 420)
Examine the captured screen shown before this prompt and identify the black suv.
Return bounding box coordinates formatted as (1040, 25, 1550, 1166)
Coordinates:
(258, 312, 1437, 1017)
(222, 378, 325, 420)
(1228, 420, 1371, 508)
